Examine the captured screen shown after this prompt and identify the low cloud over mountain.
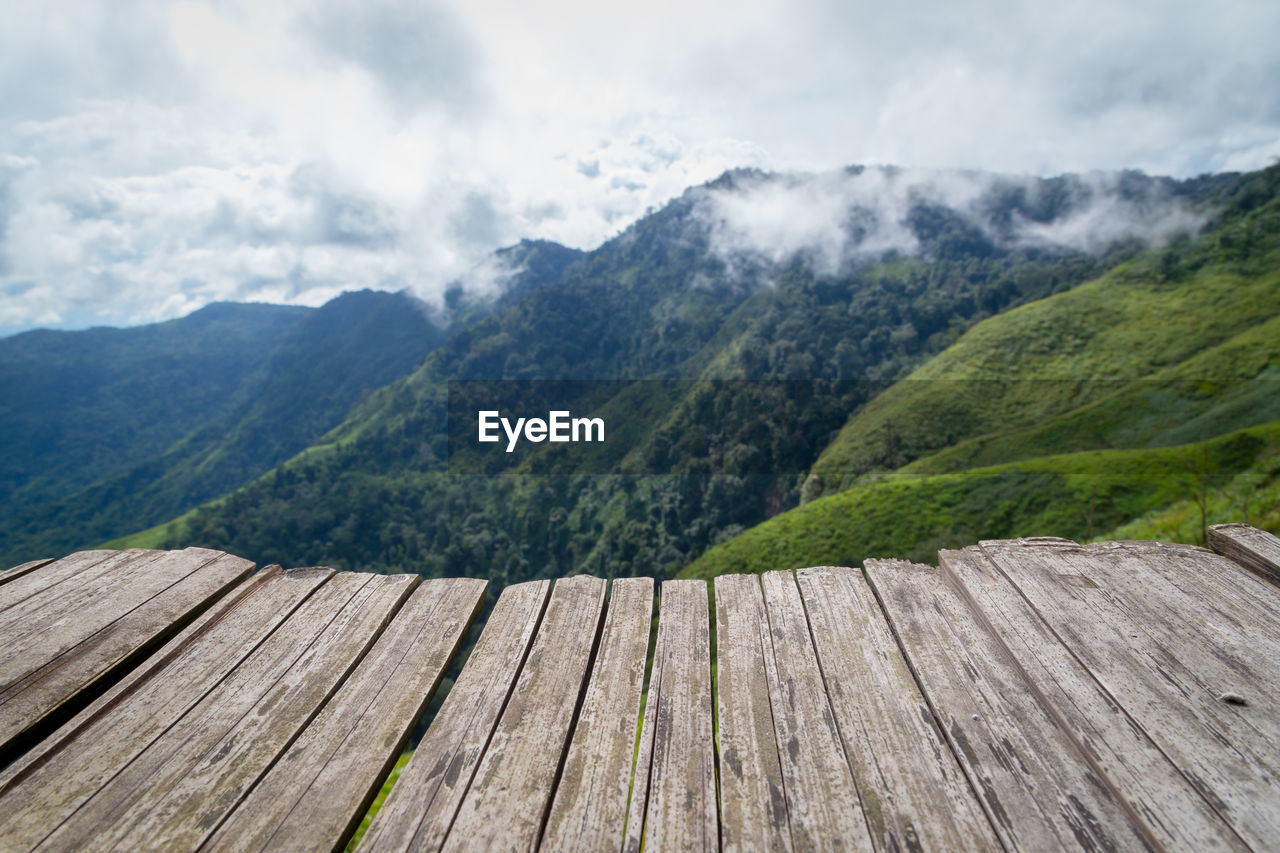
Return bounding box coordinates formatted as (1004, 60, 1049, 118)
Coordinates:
(1, 0, 1276, 334)
(693, 167, 1210, 278)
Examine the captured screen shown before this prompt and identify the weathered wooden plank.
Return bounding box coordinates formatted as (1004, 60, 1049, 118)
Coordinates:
(32, 571, 411, 852)
(713, 573, 791, 853)
(1088, 538, 1280, 634)
(0, 567, 286, 788)
(0, 566, 330, 852)
(0, 548, 215, 665)
(621, 590, 664, 853)
(359, 579, 551, 853)
(102, 573, 416, 853)
(0, 550, 165, 688)
(760, 570, 870, 851)
(205, 576, 487, 853)
(542, 577, 654, 852)
(443, 574, 606, 853)
(0, 550, 115, 613)
(796, 566, 1000, 852)
(0, 549, 252, 764)
(0, 549, 155, 637)
(866, 557, 1158, 852)
(0, 549, 187, 679)
(943, 546, 1248, 850)
(0, 549, 249, 757)
(631, 579, 717, 853)
(0, 558, 54, 587)
(979, 536, 1280, 850)
(1209, 522, 1280, 587)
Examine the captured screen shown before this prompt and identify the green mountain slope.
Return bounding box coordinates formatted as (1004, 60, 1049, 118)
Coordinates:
(107, 166, 1259, 584)
(0, 302, 310, 511)
(683, 166, 1280, 577)
(682, 422, 1280, 578)
(2, 240, 585, 567)
(808, 165, 1280, 494)
(892, 314, 1280, 478)
(0, 291, 442, 563)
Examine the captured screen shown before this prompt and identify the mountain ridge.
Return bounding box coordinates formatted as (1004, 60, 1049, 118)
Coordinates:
(5, 163, 1274, 583)
(84, 164, 1273, 585)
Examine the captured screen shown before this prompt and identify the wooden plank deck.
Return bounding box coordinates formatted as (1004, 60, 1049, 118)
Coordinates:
(625, 579, 717, 853)
(798, 565, 999, 851)
(1210, 522, 1280, 586)
(0, 547, 252, 765)
(2, 525, 1280, 851)
(714, 573, 790, 852)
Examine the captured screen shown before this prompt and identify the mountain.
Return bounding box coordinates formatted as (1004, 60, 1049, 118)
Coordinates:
(684, 165, 1280, 577)
(0, 238, 586, 568)
(808, 165, 1280, 491)
(0, 293, 422, 565)
(93, 164, 1272, 587)
(0, 301, 310, 513)
(683, 423, 1280, 578)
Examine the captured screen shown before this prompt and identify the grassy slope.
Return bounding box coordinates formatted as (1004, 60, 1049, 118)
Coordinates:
(681, 421, 1280, 578)
(686, 183, 1280, 578)
(0, 303, 311, 508)
(104, 167, 1278, 579)
(895, 313, 1280, 477)
(807, 181, 1280, 491)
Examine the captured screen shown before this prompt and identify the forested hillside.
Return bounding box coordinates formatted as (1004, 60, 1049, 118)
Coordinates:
(687, 165, 1280, 576)
(0, 240, 585, 568)
(0, 302, 311, 542)
(98, 164, 1272, 586)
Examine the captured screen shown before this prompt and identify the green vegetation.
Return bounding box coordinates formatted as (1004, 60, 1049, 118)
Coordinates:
(0, 302, 309, 513)
(683, 422, 1280, 578)
(1107, 450, 1280, 541)
(9, 164, 1279, 595)
(809, 166, 1280, 491)
(0, 292, 444, 565)
(1, 240, 582, 567)
(122, 169, 1190, 581)
(345, 748, 412, 851)
(687, 165, 1280, 576)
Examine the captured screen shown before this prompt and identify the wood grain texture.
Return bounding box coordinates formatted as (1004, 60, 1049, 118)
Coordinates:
(0, 566, 329, 852)
(631, 579, 717, 853)
(1209, 522, 1280, 586)
(101, 573, 415, 853)
(0, 548, 252, 760)
(541, 577, 653, 853)
(943, 546, 1248, 851)
(0, 549, 159, 643)
(713, 573, 791, 853)
(0, 549, 226, 661)
(796, 566, 999, 853)
(621, 588, 664, 853)
(358, 579, 551, 853)
(979, 536, 1280, 850)
(866, 557, 1157, 852)
(0, 558, 55, 587)
(29, 571, 408, 853)
(0, 550, 115, 615)
(443, 574, 606, 853)
(0, 567, 285, 792)
(760, 570, 870, 852)
(206, 576, 486, 853)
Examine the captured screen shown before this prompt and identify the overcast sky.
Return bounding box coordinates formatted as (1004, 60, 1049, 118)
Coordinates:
(1, 0, 1277, 334)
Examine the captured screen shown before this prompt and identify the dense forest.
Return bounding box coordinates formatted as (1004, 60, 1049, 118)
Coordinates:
(3, 164, 1276, 587)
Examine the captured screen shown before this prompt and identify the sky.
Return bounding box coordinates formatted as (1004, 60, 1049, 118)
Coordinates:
(1, 0, 1278, 335)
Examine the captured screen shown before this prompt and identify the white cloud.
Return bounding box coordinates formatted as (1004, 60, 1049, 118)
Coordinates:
(0, 0, 1277, 333)
(693, 167, 1208, 276)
